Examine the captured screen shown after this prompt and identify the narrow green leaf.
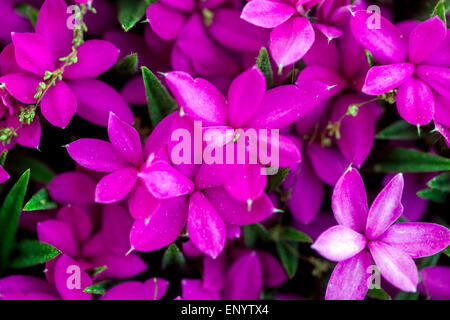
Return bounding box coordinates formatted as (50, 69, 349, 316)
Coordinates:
(266, 168, 289, 193)
(395, 291, 420, 300)
(112, 53, 138, 76)
(366, 288, 392, 300)
(15, 3, 39, 27)
(364, 147, 450, 173)
(443, 245, 450, 257)
(280, 227, 312, 243)
(6, 153, 54, 184)
(0, 170, 30, 272)
(376, 120, 420, 140)
(23, 189, 57, 211)
(244, 223, 271, 248)
(83, 280, 116, 294)
(365, 50, 375, 68)
(118, 0, 152, 32)
(9, 240, 60, 269)
(0, 150, 7, 166)
(427, 172, 450, 193)
(275, 241, 299, 279)
(417, 188, 448, 203)
(432, 0, 447, 24)
(142, 67, 177, 127)
(161, 243, 186, 271)
(256, 47, 274, 89)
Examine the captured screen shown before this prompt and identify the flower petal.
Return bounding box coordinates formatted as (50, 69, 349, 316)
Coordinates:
(409, 16, 447, 64)
(67, 79, 134, 126)
(130, 196, 189, 252)
(270, 17, 315, 67)
(224, 164, 267, 203)
(41, 81, 77, 129)
(57, 206, 92, 244)
(332, 168, 369, 233)
(108, 113, 143, 166)
(48, 171, 96, 206)
(67, 139, 130, 172)
(12, 32, 55, 76)
(128, 180, 161, 220)
(37, 220, 78, 257)
(285, 159, 324, 225)
(181, 279, 221, 300)
(368, 241, 418, 292)
(416, 65, 450, 99)
(147, 2, 186, 41)
(396, 77, 434, 125)
(362, 63, 414, 96)
(138, 160, 194, 199)
(241, 0, 295, 28)
(188, 191, 226, 259)
(35, 0, 73, 60)
(419, 266, 450, 300)
(223, 251, 262, 300)
(350, 10, 408, 64)
(209, 8, 269, 52)
(64, 40, 120, 79)
(95, 167, 138, 203)
(307, 144, 349, 186)
(0, 72, 41, 104)
(325, 250, 372, 300)
(257, 250, 287, 288)
(205, 187, 275, 225)
(312, 225, 367, 262)
(165, 71, 228, 126)
(228, 66, 266, 128)
(378, 222, 450, 258)
(54, 255, 92, 300)
(365, 173, 404, 240)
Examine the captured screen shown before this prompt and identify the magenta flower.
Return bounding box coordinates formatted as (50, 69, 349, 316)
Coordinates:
(418, 266, 450, 300)
(67, 112, 194, 216)
(241, 0, 323, 68)
(312, 168, 450, 299)
(147, 0, 268, 83)
(101, 278, 168, 300)
(351, 12, 450, 125)
(0, 0, 133, 128)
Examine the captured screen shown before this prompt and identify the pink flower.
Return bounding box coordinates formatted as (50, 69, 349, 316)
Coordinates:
(312, 168, 450, 299)
(241, 0, 321, 68)
(352, 12, 450, 125)
(0, 0, 133, 128)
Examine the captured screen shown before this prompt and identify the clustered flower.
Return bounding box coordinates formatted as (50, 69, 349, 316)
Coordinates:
(0, 0, 449, 301)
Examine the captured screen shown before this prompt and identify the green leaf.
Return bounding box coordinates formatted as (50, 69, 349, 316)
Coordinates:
(244, 223, 271, 248)
(365, 50, 375, 68)
(417, 188, 448, 203)
(366, 288, 392, 300)
(376, 120, 420, 140)
(23, 188, 57, 211)
(256, 47, 274, 89)
(432, 0, 447, 24)
(364, 147, 450, 173)
(266, 168, 289, 193)
(0, 171, 30, 272)
(275, 241, 299, 279)
(280, 227, 312, 243)
(418, 252, 441, 270)
(427, 172, 450, 192)
(161, 243, 186, 271)
(6, 153, 54, 184)
(0, 150, 7, 166)
(83, 280, 116, 294)
(15, 3, 39, 27)
(142, 67, 177, 127)
(395, 291, 420, 300)
(112, 53, 138, 76)
(443, 245, 450, 257)
(9, 240, 60, 269)
(118, 0, 153, 32)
